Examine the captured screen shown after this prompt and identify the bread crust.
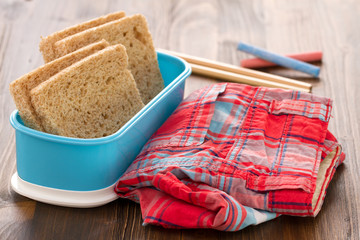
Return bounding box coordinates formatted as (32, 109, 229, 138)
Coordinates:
(39, 11, 125, 63)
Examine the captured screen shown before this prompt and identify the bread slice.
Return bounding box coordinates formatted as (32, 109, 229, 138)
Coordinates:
(30, 44, 144, 139)
(39, 11, 125, 63)
(9, 40, 110, 131)
(52, 14, 164, 104)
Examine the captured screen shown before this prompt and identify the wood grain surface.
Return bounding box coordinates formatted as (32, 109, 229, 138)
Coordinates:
(1, 0, 359, 239)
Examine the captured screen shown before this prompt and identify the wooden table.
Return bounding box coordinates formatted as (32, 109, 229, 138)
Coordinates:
(1, 0, 359, 239)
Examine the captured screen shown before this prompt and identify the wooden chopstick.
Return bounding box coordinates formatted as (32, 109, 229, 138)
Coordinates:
(158, 49, 312, 93)
(190, 63, 310, 92)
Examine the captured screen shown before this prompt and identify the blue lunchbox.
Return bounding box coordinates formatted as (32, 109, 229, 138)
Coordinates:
(10, 51, 191, 207)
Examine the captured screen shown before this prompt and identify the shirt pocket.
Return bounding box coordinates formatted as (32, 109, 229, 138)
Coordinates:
(144, 83, 227, 150)
(234, 97, 333, 193)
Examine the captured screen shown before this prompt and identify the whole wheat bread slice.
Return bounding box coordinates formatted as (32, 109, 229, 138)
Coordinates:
(40, 11, 125, 63)
(9, 40, 110, 131)
(52, 14, 164, 104)
(30, 44, 144, 139)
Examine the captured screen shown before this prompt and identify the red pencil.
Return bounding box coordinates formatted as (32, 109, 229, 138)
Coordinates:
(241, 51, 322, 69)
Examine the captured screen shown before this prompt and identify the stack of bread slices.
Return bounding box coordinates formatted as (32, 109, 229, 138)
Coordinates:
(10, 12, 164, 139)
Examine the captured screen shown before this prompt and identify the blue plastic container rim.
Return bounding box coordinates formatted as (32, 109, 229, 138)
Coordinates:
(10, 51, 191, 146)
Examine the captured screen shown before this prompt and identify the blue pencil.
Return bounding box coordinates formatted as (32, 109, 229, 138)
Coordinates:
(237, 42, 320, 77)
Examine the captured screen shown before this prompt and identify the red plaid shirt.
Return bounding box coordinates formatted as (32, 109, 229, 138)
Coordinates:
(115, 83, 345, 231)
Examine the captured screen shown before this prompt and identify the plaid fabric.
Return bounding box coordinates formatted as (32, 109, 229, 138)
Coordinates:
(115, 83, 345, 231)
